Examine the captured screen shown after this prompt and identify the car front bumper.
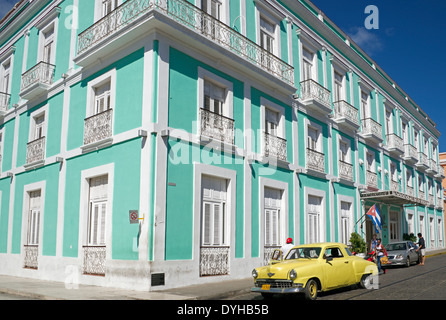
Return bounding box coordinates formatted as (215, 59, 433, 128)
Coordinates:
(251, 280, 305, 294)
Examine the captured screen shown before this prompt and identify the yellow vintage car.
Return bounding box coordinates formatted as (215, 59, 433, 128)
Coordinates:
(251, 242, 378, 300)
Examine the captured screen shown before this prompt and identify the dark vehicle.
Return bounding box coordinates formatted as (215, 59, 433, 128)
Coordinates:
(383, 241, 421, 268)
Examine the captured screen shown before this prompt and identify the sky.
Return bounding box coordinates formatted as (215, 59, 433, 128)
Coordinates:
(0, 0, 445, 150)
(310, 0, 446, 151)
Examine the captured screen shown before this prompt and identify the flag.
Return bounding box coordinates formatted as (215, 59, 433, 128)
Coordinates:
(366, 204, 382, 234)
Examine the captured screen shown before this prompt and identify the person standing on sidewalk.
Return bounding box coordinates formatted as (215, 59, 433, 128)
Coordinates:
(375, 238, 386, 274)
(280, 238, 294, 259)
(416, 233, 426, 265)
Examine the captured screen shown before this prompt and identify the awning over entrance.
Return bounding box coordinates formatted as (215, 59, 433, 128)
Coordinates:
(360, 190, 429, 207)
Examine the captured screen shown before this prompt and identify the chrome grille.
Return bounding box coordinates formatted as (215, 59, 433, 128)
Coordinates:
(255, 279, 293, 289)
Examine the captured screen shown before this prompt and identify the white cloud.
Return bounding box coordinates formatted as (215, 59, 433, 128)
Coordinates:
(348, 26, 384, 56)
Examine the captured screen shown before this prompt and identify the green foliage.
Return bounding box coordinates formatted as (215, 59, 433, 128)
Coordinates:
(349, 232, 367, 253)
(403, 233, 417, 242)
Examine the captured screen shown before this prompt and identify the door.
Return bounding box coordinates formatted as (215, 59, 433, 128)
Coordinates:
(323, 247, 353, 288)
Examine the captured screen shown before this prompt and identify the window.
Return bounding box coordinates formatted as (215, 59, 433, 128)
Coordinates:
(307, 126, 320, 152)
(264, 187, 282, 247)
(402, 121, 408, 144)
(389, 211, 400, 242)
(307, 195, 322, 244)
(406, 169, 413, 187)
(201, 176, 228, 247)
(1, 60, 11, 94)
(87, 175, 108, 246)
(333, 71, 344, 102)
(42, 26, 54, 64)
(366, 151, 375, 172)
(438, 219, 443, 247)
(339, 139, 350, 163)
(407, 213, 414, 235)
(94, 82, 111, 115)
(418, 174, 424, 193)
(260, 16, 275, 54)
(390, 162, 397, 182)
(302, 47, 314, 81)
(265, 108, 279, 137)
(26, 190, 41, 246)
(324, 247, 344, 258)
(102, 0, 118, 16)
(340, 201, 352, 245)
(414, 130, 419, 150)
(360, 91, 369, 120)
(204, 80, 224, 115)
(202, 0, 221, 20)
(385, 108, 393, 136)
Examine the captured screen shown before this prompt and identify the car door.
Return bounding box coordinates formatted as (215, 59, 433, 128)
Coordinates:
(322, 247, 354, 289)
(408, 242, 419, 262)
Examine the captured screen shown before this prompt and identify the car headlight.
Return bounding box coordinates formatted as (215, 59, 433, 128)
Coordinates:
(395, 254, 404, 259)
(252, 269, 258, 279)
(289, 269, 297, 280)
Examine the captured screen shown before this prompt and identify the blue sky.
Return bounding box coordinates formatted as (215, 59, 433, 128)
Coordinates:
(310, 0, 446, 151)
(0, 0, 445, 150)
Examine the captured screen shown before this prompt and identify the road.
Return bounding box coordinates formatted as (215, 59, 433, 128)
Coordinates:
(226, 253, 446, 300)
(0, 292, 37, 300)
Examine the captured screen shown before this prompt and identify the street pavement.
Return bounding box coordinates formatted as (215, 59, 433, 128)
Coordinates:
(0, 248, 445, 301)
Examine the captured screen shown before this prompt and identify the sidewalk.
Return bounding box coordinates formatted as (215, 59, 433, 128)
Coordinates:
(0, 274, 253, 300)
(0, 248, 444, 300)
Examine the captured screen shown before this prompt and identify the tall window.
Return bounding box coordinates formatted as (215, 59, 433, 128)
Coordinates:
(366, 151, 375, 172)
(201, 176, 227, 247)
(307, 195, 322, 244)
(385, 109, 392, 136)
(389, 211, 400, 241)
(339, 140, 349, 163)
(94, 82, 111, 115)
(33, 114, 45, 140)
(402, 121, 408, 144)
(42, 26, 54, 64)
(102, 0, 118, 17)
(260, 16, 275, 54)
(27, 190, 41, 246)
(340, 201, 352, 245)
(264, 188, 282, 247)
(307, 126, 320, 151)
(203, 80, 224, 115)
(87, 175, 108, 246)
(265, 108, 279, 137)
(1, 61, 10, 94)
(302, 47, 314, 81)
(202, 0, 221, 20)
(333, 71, 343, 102)
(360, 91, 369, 120)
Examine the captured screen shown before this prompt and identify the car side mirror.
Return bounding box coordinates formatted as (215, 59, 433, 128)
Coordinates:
(326, 256, 333, 263)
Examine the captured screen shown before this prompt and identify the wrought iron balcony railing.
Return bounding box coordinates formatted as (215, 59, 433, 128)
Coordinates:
(200, 246, 229, 276)
(338, 160, 353, 181)
(333, 100, 359, 127)
(83, 245, 106, 275)
(417, 152, 429, 168)
(21, 61, 55, 92)
(366, 170, 378, 189)
(403, 143, 417, 161)
(0, 92, 10, 113)
(300, 79, 332, 111)
(361, 118, 383, 141)
(23, 245, 38, 269)
(306, 148, 325, 173)
(199, 108, 234, 145)
(77, 0, 294, 85)
(83, 109, 113, 145)
(26, 136, 46, 164)
(263, 132, 287, 162)
(386, 133, 404, 153)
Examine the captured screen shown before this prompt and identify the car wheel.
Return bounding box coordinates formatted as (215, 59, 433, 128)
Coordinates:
(359, 274, 373, 289)
(304, 279, 318, 300)
(405, 257, 410, 267)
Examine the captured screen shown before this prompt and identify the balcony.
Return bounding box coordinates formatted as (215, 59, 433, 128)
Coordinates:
(300, 79, 332, 115)
(435, 165, 445, 179)
(306, 148, 325, 174)
(406, 185, 414, 197)
(390, 180, 399, 192)
(426, 158, 438, 175)
(199, 108, 234, 145)
(0, 92, 10, 116)
(403, 143, 418, 164)
(25, 136, 45, 166)
(360, 118, 383, 144)
(20, 62, 55, 100)
(263, 132, 287, 162)
(75, 0, 294, 86)
(83, 109, 113, 148)
(333, 100, 359, 131)
(338, 160, 353, 182)
(366, 170, 378, 189)
(416, 152, 429, 171)
(386, 134, 404, 157)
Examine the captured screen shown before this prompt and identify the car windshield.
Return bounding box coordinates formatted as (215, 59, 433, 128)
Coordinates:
(386, 243, 407, 251)
(285, 247, 322, 260)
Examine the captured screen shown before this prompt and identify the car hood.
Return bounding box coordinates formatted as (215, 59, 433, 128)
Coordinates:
(386, 250, 407, 256)
(257, 259, 317, 279)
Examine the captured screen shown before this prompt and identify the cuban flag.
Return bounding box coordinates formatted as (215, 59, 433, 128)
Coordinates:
(366, 204, 382, 234)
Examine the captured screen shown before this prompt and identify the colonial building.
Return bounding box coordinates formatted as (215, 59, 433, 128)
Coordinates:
(0, 0, 443, 291)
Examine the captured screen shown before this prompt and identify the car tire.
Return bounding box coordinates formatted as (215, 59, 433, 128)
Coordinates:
(405, 257, 410, 267)
(359, 274, 373, 289)
(304, 279, 318, 300)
